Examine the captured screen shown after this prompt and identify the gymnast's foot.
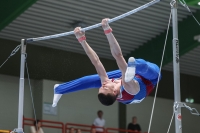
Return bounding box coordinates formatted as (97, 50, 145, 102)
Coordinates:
(125, 57, 136, 82)
(52, 84, 62, 107)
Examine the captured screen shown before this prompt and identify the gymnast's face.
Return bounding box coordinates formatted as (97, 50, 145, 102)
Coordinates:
(99, 80, 117, 95)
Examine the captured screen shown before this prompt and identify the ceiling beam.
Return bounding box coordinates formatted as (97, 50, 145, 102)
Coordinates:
(0, 0, 37, 31)
(126, 10, 200, 66)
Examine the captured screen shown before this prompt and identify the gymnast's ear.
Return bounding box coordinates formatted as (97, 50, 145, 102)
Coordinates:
(113, 89, 118, 95)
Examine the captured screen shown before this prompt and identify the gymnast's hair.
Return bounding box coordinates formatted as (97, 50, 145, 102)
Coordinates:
(98, 93, 117, 106)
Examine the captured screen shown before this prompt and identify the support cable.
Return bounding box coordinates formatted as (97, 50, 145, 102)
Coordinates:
(0, 45, 21, 68)
(166, 102, 200, 133)
(179, 0, 200, 26)
(25, 55, 39, 130)
(147, 9, 172, 133)
(174, 102, 200, 116)
(167, 112, 175, 133)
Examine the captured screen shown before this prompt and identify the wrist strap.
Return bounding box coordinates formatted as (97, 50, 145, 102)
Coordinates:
(78, 36, 86, 43)
(104, 28, 112, 35)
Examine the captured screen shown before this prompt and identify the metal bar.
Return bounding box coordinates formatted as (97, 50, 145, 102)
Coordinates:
(26, 0, 161, 43)
(171, 0, 182, 133)
(16, 39, 26, 133)
(23, 117, 65, 133)
(16, 0, 161, 132)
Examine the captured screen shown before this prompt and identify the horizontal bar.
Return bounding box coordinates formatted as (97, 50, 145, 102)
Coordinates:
(23, 117, 35, 121)
(106, 128, 139, 133)
(66, 123, 95, 128)
(23, 117, 64, 125)
(26, 0, 161, 43)
(42, 124, 63, 129)
(41, 120, 64, 125)
(23, 123, 34, 126)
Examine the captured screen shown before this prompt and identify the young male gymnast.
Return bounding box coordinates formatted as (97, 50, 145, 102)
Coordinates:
(52, 18, 161, 107)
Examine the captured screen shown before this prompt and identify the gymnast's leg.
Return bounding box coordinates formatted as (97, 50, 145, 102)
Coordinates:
(125, 58, 160, 82)
(135, 59, 160, 80)
(52, 69, 121, 107)
(55, 69, 121, 94)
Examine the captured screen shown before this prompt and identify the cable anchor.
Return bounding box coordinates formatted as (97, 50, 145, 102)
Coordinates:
(170, 0, 176, 7)
(174, 101, 200, 116)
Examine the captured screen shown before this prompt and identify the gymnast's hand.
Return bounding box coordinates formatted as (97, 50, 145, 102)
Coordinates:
(101, 18, 110, 30)
(74, 27, 85, 39)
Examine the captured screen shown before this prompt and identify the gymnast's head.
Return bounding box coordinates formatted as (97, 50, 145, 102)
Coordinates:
(98, 79, 119, 106)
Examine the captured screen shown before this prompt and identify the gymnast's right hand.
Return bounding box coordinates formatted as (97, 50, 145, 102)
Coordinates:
(74, 27, 86, 43)
(101, 18, 110, 30)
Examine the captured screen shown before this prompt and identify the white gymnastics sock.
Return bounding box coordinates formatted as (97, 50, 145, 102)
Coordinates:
(52, 84, 62, 107)
(125, 57, 136, 82)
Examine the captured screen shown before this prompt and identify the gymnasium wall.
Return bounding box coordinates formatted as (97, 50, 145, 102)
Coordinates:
(127, 97, 200, 133)
(0, 74, 200, 133)
(0, 74, 34, 130)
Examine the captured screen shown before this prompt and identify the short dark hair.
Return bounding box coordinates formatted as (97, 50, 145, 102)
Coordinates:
(132, 116, 137, 119)
(34, 119, 40, 126)
(98, 93, 117, 106)
(34, 119, 41, 130)
(97, 110, 103, 114)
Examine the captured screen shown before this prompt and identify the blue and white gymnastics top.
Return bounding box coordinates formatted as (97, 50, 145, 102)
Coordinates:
(116, 74, 155, 104)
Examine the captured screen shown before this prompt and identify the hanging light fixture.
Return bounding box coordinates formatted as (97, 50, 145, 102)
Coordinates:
(185, 98, 194, 103)
(194, 35, 200, 42)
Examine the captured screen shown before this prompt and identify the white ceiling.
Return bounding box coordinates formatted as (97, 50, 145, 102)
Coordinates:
(0, 0, 199, 77)
(163, 45, 200, 77)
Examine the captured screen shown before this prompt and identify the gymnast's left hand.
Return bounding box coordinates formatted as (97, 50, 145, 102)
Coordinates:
(74, 27, 85, 39)
(101, 18, 110, 30)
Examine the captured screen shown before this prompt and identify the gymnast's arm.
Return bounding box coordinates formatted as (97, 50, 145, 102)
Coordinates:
(55, 28, 122, 94)
(102, 18, 139, 94)
(101, 19, 127, 77)
(74, 27, 109, 84)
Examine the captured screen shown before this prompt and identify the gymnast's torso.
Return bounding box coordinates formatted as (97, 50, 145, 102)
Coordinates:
(111, 74, 155, 104)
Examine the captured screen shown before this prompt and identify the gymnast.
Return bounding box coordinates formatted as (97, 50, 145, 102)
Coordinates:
(52, 18, 161, 107)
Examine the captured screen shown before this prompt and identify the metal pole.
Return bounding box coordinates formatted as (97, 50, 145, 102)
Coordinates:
(15, 39, 26, 133)
(171, 1, 182, 133)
